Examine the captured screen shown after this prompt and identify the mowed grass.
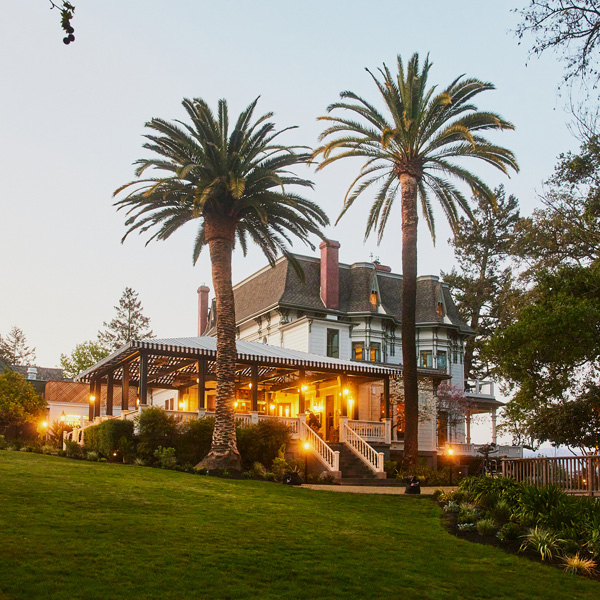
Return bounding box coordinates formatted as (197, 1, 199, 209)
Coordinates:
(0, 453, 598, 600)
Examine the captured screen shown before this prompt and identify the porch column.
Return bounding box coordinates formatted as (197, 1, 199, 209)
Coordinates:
(340, 374, 348, 417)
(121, 362, 130, 411)
(106, 372, 114, 416)
(384, 376, 390, 419)
(466, 410, 471, 445)
(89, 380, 96, 421)
(94, 378, 102, 418)
(251, 363, 259, 412)
(491, 408, 497, 444)
(197, 360, 206, 416)
(298, 368, 305, 414)
(139, 352, 148, 406)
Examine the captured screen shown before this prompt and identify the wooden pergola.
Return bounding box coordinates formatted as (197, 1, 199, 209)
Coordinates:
(77, 337, 402, 422)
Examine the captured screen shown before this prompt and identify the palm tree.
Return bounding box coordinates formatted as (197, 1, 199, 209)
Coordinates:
(114, 97, 329, 470)
(314, 53, 518, 466)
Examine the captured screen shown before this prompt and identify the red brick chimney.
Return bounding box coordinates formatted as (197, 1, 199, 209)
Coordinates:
(197, 285, 210, 336)
(319, 240, 340, 309)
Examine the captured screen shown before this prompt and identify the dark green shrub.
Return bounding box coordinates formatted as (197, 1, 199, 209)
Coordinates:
(0, 435, 7, 449)
(57, 449, 66, 457)
(136, 407, 178, 459)
(64, 439, 82, 458)
(476, 518, 496, 536)
(489, 500, 512, 525)
(264, 472, 276, 482)
(235, 420, 291, 469)
(497, 521, 522, 542)
(175, 417, 214, 465)
(154, 446, 177, 469)
(241, 471, 253, 479)
(384, 460, 398, 478)
(432, 489, 444, 501)
(193, 466, 208, 475)
(83, 419, 134, 458)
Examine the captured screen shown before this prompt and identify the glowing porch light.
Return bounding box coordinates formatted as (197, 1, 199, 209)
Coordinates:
(179, 402, 185, 410)
(269, 404, 275, 411)
(301, 385, 308, 392)
(285, 408, 290, 417)
(234, 401, 239, 408)
(89, 395, 96, 404)
(303, 441, 310, 451)
(447, 447, 454, 456)
(41, 421, 48, 429)
(343, 388, 349, 395)
(60, 411, 66, 422)
(249, 383, 252, 389)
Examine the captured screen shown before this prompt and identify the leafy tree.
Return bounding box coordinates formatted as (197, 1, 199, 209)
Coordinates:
(98, 287, 154, 351)
(488, 265, 600, 448)
(512, 130, 600, 277)
(60, 340, 110, 379)
(0, 327, 36, 366)
(114, 97, 328, 470)
(0, 369, 47, 431)
(443, 186, 520, 381)
(314, 53, 518, 465)
(516, 1, 600, 88)
(535, 387, 600, 453)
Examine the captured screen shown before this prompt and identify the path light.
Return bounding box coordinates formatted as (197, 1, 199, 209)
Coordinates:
(447, 446, 455, 486)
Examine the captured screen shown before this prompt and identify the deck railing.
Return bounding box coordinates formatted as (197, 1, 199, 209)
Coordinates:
(503, 455, 600, 496)
(348, 420, 387, 443)
(441, 443, 522, 459)
(341, 418, 385, 475)
(301, 422, 340, 473)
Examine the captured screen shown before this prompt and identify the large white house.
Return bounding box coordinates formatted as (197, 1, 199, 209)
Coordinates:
(201, 240, 515, 461)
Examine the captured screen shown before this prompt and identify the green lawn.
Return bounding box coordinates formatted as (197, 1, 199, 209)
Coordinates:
(0, 453, 598, 600)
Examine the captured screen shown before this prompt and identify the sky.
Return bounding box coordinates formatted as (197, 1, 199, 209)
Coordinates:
(0, 0, 581, 375)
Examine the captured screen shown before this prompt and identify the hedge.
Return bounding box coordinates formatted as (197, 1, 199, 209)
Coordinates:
(83, 419, 134, 458)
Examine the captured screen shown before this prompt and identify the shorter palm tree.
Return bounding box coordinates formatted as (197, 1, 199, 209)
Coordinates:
(114, 97, 329, 470)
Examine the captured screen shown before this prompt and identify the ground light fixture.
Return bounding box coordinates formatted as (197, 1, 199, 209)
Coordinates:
(447, 446, 455, 486)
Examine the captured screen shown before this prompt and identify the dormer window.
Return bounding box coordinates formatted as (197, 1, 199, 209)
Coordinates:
(437, 302, 443, 317)
(370, 292, 378, 308)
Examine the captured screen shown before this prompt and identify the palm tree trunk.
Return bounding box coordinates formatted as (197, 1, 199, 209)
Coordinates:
(400, 174, 419, 467)
(200, 213, 242, 471)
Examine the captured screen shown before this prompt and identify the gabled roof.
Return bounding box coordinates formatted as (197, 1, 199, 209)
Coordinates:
(205, 254, 473, 334)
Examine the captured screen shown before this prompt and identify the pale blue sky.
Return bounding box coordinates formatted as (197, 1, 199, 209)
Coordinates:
(0, 1, 580, 369)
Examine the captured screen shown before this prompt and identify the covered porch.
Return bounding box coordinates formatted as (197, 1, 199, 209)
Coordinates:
(77, 337, 398, 477)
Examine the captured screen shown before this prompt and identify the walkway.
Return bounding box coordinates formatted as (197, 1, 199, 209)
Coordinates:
(301, 485, 455, 495)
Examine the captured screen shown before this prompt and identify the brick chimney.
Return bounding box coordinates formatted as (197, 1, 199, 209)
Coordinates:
(197, 285, 210, 336)
(319, 240, 340, 309)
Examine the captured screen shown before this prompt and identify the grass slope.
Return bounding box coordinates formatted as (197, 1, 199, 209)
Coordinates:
(0, 452, 597, 600)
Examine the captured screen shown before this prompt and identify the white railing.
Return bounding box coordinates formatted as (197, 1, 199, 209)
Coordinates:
(259, 415, 300, 436)
(464, 379, 495, 397)
(348, 420, 386, 442)
(301, 422, 340, 473)
(440, 443, 523, 458)
(503, 455, 600, 496)
(342, 419, 384, 474)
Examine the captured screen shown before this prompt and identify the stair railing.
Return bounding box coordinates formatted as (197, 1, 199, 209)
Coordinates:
(341, 418, 385, 474)
(301, 422, 340, 473)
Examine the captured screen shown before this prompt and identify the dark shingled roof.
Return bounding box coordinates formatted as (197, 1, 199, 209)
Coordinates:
(205, 255, 473, 335)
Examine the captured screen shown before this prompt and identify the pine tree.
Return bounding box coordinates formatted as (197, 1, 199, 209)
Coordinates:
(442, 186, 520, 381)
(97, 288, 154, 351)
(0, 327, 37, 366)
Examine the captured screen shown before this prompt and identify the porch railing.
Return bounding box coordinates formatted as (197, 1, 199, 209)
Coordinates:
(348, 420, 388, 443)
(341, 418, 385, 475)
(441, 443, 523, 459)
(301, 422, 340, 473)
(503, 455, 600, 495)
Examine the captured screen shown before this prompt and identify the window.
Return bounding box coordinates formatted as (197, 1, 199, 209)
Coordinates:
(437, 351, 447, 370)
(370, 292, 378, 308)
(437, 302, 444, 317)
(353, 342, 364, 360)
(369, 342, 381, 362)
(327, 329, 340, 358)
(420, 350, 433, 368)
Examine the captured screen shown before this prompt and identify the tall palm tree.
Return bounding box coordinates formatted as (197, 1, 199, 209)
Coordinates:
(114, 97, 329, 470)
(314, 53, 518, 466)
